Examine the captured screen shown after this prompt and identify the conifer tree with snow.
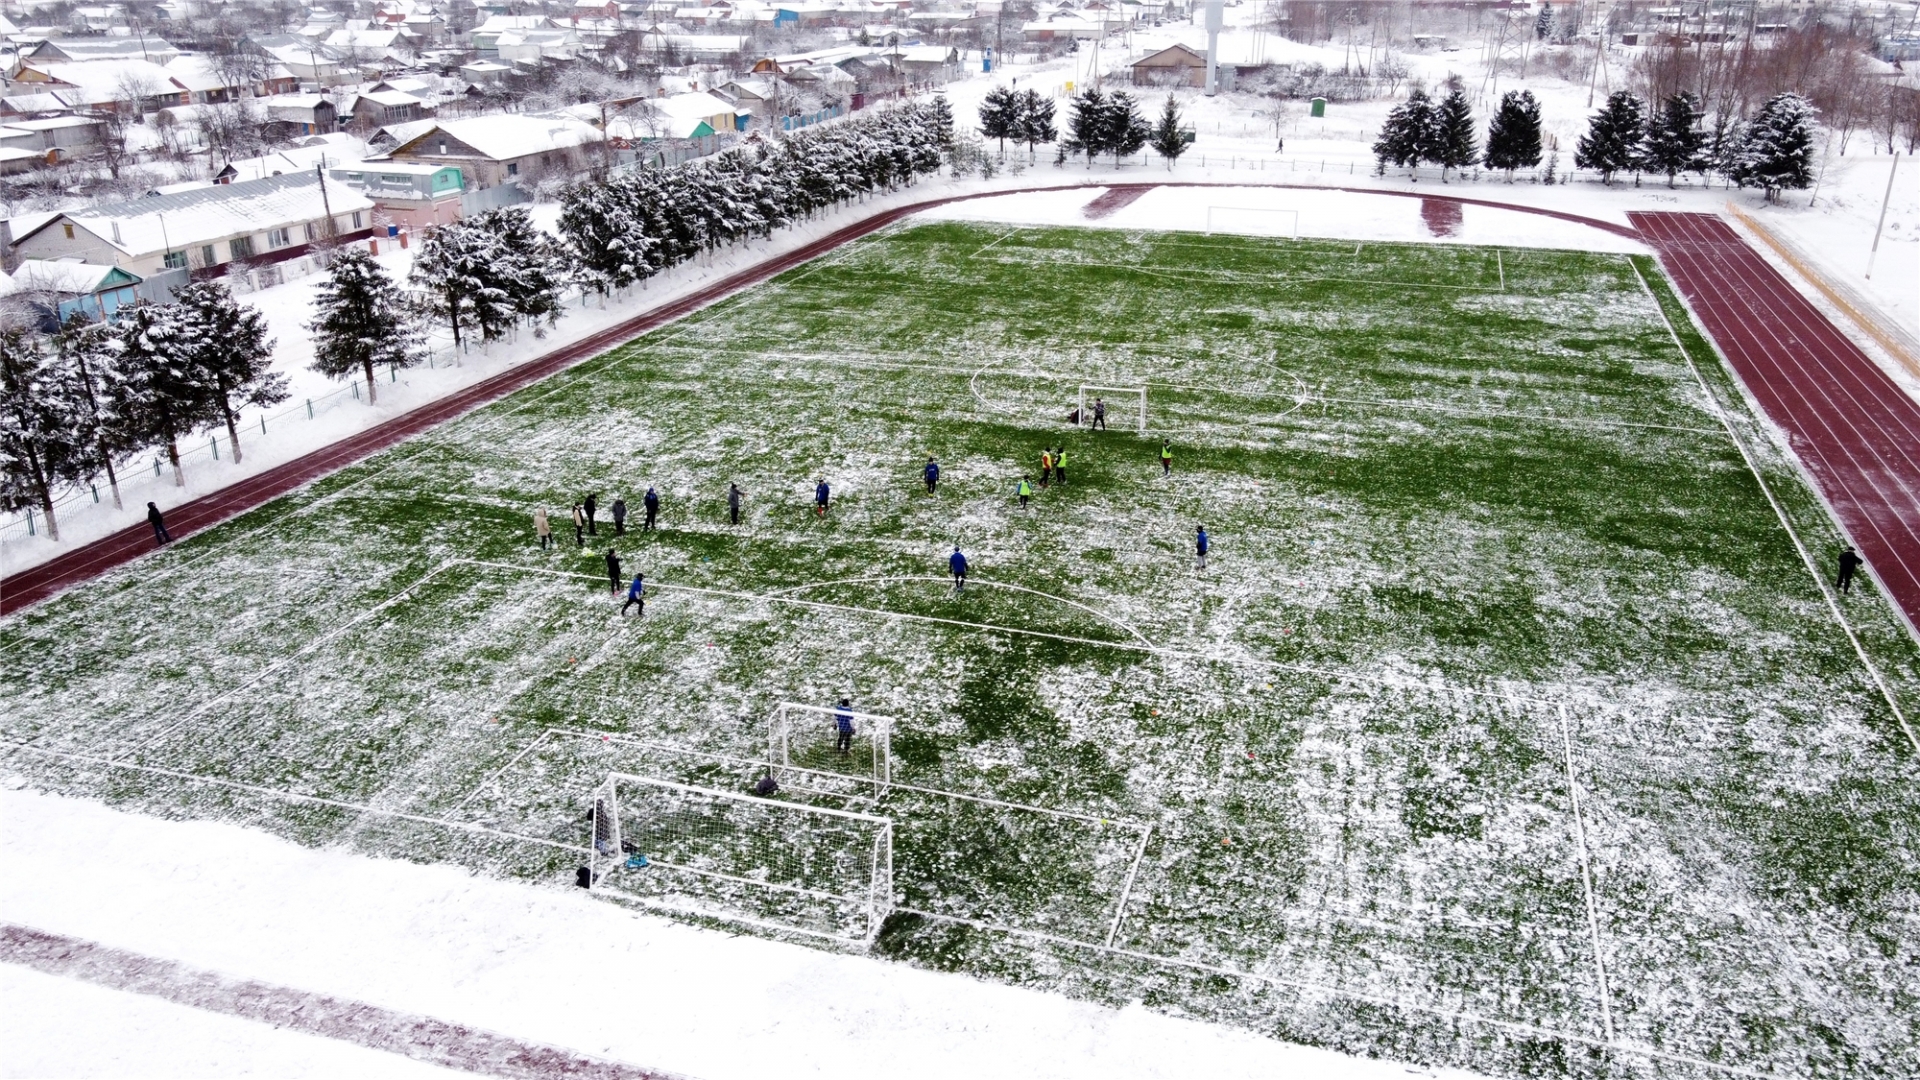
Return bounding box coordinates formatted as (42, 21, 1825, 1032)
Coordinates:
(1641, 92, 1708, 188)
(1066, 87, 1110, 166)
(1729, 93, 1818, 202)
(1483, 90, 1543, 178)
(1534, 4, 1554, 40)
(175, 281, 284, 466)
(309, 247, 422, 405)
(0, 327, 84, 540)
(928, 95, 954, 152)
(1017, 89, 1056, 153)
(1106, 92, 1151, 163)
(1431, 89, 1478, 179)
(1151, 93, 1188, 170)
(115, 302, 203, 487)
(559, 174, 654, 293)
(1575, 90, 1646, 185)
(52, 313, 135, 509)
(1373, 89, 1435, 176)
(979, 85, 1019, 152)
(410, 210, 552, 349)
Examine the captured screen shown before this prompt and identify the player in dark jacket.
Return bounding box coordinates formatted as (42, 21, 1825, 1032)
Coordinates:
(949, 546, 969, 590)
(815, 480, 831, 516)
(834, 698, 855, 755)
(643, 487, 660, 531)
(606, 549, 622, 593)
(924, 458, 940, 494)
(584, 493, 598, 535)
(622, 572, 646, 616)
(1196, 526, 1209, 570)
(147, 502, 171, 545)
(611, 497, 627, 536)
(728, 483, 744, 525)
(1837, 546, 1865, 594)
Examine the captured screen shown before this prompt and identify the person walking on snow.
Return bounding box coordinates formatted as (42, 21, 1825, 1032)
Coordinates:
(1017, 475, 1034, 508)
(1196, 525, 1209, 570)
(1837, 546, 1865, 594)
(1160, 440, 1173, 476)
(815, 479, 831, 516)
(643, 487, 660, 531)
(147, 502, 171, 545)
(534, 508, 552, 550)
(834, 698, 855, 756)
(605, 548, 622, 594)
(611, 497, 627, 536)
(584, 494, 598, 536)
(924, 457, 940, 494)
(1053, 447, 1067, 486)
(1039, 448, 1053, 487)
(949, 545, 969, 591)
(728, 483, 744, 525)
(622, 572, 646, 616)
(571, 503, 586, 547)
(1092, 397, 1107, 431)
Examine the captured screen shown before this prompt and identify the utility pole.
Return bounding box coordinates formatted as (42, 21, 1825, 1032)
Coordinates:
(1866, 153, 1899, 280)
(1203, 0, 1222, 95)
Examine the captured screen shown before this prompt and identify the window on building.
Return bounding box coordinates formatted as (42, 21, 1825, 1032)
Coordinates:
(62, 223, 74, 239)
(268, 227, 291, 248)
(305, 222, 317, 241)
(163, 250, 186, 270)
(507, 162, 519, 176)
(201, 244, 217, 266)
(351, 211, 363, 228)
(230, 236, 254, 260)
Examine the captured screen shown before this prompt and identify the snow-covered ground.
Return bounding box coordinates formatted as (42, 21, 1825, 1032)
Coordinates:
(0, 786, 1481, 1080)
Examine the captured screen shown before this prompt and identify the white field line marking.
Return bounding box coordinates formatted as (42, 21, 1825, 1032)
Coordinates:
(966, 361, 1310, 433)
(590, 883, 860, 945)
(1354, 242, 1362, 257)
(1630, 259, 1918, 752)
(1311, 393, 1724, 436)
(1104, 823, 1153, 948)
(763, 574, 1156, 649)
(107, 558, 464, 761)
(940, 253, 1503, 293)
(1556, 701, 1617, 1043)
(1497, 249, 1506, 291)
(968, 227, 1021, 257)
(450, 730, 554, 812)
(2, 739, 586, 857)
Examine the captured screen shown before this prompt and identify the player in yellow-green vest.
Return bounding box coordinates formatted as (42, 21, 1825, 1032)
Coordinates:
(1053, 447, 1067, 485)
(1017, 475, 1034, 509)
(1160, 440, 1173, 476)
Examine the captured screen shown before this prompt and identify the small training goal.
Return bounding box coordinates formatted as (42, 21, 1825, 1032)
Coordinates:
(1204, 206, 1300, 239)
(590, 772, 894, 942)
(1077, 386, 1147, 435)
(768, 701, 894, 792)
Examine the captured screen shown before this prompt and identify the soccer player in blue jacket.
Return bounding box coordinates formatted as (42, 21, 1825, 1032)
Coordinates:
(834, 698, 855, 756)
(621, 572, 645, 616)
(815, 479, 831, 516)
(1196, 525, 1209, 570)
(924, 457, 939, 494)
(949, 545, 968, 591)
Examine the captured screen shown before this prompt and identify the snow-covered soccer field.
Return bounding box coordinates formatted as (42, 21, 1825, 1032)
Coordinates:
(4, 221, 1917, 1078)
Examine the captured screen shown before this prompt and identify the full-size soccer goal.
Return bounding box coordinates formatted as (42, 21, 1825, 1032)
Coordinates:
(769, 701, 894, 791)
(590, 773, 895, 942)
(1078, 386, 1147, 435)
(1205, 206, 1300, 239)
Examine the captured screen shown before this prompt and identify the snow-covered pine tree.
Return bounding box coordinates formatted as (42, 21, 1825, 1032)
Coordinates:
(52, 313, 133, 509)
(559, 175, 652, 292)
(1641, 91, 1708, 188)
(174, 280, 284, 465)
(1483, 89, 1543, 178)
(1730, 93, 1817, 202)
(1106, 92, 1151, 164)
(980, 86, 1019, 152)
(1151, 93, 1188, 170)
(1534, 4, 1554, 40)
(309, 247, 423, 402)
(1431, 89, 1478, 179)
(1067, 88, 1110, 166)
(115, 302, 204, 487)
(1373, 89, 1433, 176)
(928, 95, 954, 152)
(1575, 90, 1646, 185)
(0, 326, 85, 540)
(484, 206, 568, 334)
(1018, 89, 1057, 153)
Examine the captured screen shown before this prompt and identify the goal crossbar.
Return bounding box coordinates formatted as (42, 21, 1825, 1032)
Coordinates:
(1078, 385, 1147, 434)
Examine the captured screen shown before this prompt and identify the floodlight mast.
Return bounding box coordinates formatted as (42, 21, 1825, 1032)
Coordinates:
(1203, 0, 1224, 96)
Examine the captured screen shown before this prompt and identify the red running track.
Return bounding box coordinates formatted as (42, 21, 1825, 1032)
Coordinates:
(1631, 211, 1920, 637)
(0, 183, 1641, 616)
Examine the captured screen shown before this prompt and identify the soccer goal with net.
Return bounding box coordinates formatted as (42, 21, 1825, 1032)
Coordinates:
(768, 701, 894, 792)
(1204, 206, 1300, 238)
(589, 772, 894, 942)
(1077, 386, 1147, 435)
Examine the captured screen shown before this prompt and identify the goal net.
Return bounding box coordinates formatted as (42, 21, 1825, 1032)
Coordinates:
(1205, 206, 1299, 238)
(769, 701, 893, 792)
(1077, 386, 1146, 435)
(589, 773, 894, 942)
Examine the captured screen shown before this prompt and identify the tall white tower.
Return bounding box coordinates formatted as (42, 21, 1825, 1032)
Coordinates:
(1203, 0, 1224, 95)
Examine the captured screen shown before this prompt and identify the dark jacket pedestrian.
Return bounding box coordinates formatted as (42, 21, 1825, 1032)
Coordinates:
(1837, 546, 1865, 594)
(815, 480, 830, 516)
(611, 498, 627, 536)
(835, 698, 855, 755)
(643, 487, 660, 531)
(949, 546, 968, 589)
(147, 502, 171, 545)
(1196, 526, 1209, 569)
(606, 549, 622, 593)
(584, 494, 598, 535)
(728, 483, 744, 525)
(622, 572, 646, 616)
(924, 458, 939, 493)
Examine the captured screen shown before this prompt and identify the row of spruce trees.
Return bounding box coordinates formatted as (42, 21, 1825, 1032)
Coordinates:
(979, 87, 1197, 171)
(1, 102, 960, 538)
(1374, 85, 1818, 199)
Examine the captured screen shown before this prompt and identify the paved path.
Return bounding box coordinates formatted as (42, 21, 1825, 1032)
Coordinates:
(1631, 211, 1920, 638)
(0, 183, 1646, 616)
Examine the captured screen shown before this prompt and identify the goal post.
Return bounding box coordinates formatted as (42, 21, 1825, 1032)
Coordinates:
(770, 701, 893, 790)
(1205, 206, 1300, 238)
(589, 772, 895, 942)
(1078, 386, 1147, 435)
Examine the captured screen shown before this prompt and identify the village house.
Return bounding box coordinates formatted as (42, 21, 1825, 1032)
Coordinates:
(350, 88, 429, 128)
(4, 59, 189, 113)
(383, 114, 601, 190)
(329, 161, 465, 227)
(1, 258, 144, 329)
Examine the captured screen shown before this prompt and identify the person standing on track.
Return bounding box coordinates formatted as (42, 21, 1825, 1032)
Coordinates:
(1837, 546, 1865, 595)
(611, 497, 627, 536)
(534, 508, 551, 550)
(1196, 525, 1209, 570)
(728, 482, 745, 525)
(1160, 440, 1173, 476)
(571, 503, 586, 547)
(815, 479, 831, 517)
(1092, 397, 1107, 431)
(584, 493, 598, 536)
(643, 486, 660, 532)
(147, 502, 171, 545)
(1053, 446, 1067, 486)
(622, 571, 646, 616)
(834, 698, 855, 756)
(1017, 475, 1033, 509)
(1040, 448, 1053, 487)
(949, 545, 969, 591)
(924, 457, 940, 494)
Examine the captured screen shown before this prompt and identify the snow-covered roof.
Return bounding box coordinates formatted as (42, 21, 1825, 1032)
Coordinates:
(472, 15, 548, 32)
(5, 115, 101, 131)
(0, 146, 41, 163)
(654, 90, 735, 119)
(9, 258, 140, 295)
(24, 172, 374, 256)
(896, 45, 953, 62)
(218, 140, 366, 182)
(0, 92, 75, 114)
(327, 27, 407, 50)
(357, 88, 423, 107)
(16, 58, 184, 101)
(394, 114, 600, 161)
